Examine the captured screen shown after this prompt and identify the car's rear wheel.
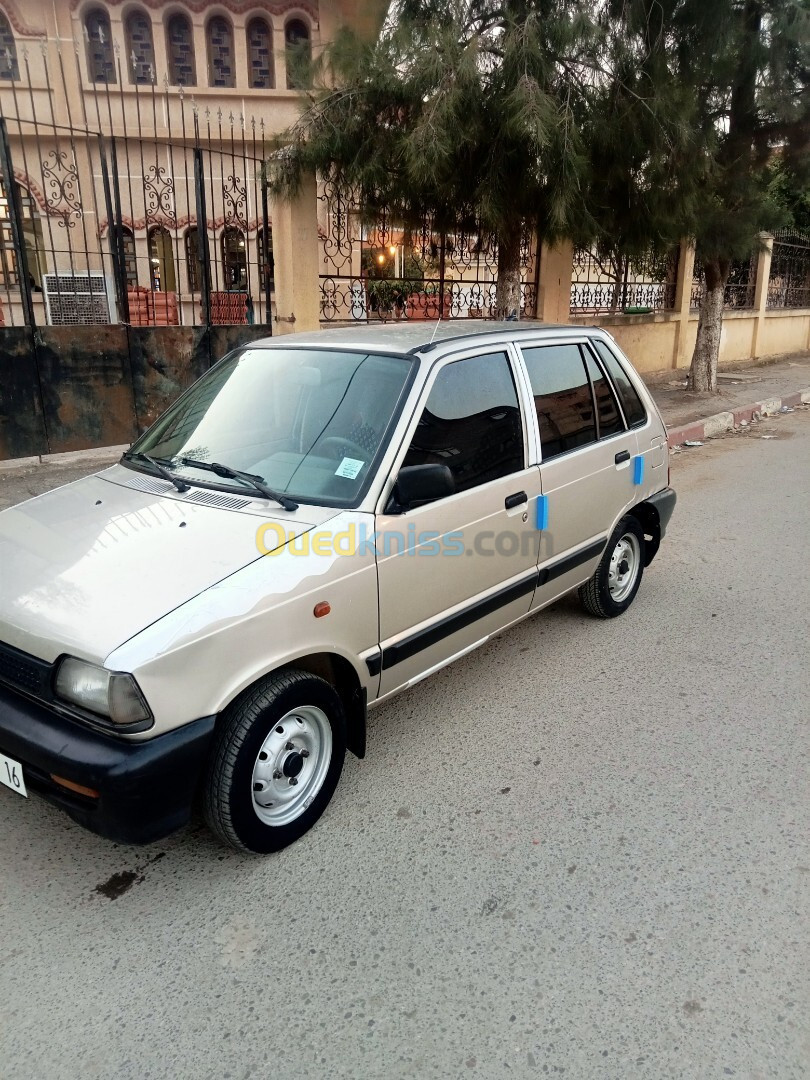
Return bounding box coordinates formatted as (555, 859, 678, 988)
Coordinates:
(203, 670, 346, 854)
(578, 515, 645, 618)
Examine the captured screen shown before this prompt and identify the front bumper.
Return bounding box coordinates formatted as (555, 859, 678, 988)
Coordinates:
(0, 682, 215, 844)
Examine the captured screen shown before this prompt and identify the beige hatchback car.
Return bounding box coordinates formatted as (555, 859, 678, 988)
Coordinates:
(0, 322, 675, 853)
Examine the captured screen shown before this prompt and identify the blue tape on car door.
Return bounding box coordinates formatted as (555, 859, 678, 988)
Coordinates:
(632, 455, 645, 485)
(536, 494, 548, 530)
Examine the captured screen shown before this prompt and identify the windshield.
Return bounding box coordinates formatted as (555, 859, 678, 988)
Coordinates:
(128, 347, 414, 506)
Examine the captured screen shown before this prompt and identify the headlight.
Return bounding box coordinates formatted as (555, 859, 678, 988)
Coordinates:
(54, 658, 152, 727)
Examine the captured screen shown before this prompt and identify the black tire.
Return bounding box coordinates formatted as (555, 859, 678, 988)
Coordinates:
(203, 669, 347, 854)
(578, 515, 645, 618)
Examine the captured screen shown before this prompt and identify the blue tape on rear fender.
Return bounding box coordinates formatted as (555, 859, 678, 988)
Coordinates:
(632, 455, 645, 485)
(536, 494, 548, 530)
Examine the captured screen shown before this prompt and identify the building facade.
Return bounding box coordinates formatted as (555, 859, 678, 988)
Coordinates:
(0, 0, 386, 328)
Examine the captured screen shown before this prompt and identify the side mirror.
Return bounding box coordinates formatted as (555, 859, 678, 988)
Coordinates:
(388, 464, 455, 512)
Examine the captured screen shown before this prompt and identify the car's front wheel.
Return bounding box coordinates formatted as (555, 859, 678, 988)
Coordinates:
(203, 670, 347, 854)
(578, 515, 645, 618)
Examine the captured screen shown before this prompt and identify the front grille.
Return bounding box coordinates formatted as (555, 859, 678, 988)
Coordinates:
(0, 641, 52, 698)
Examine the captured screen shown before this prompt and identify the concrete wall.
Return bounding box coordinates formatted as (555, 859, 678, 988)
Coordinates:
(574, 312, 681, 374)
(570, 309, 810, 375)
(757, 310, 810, 359)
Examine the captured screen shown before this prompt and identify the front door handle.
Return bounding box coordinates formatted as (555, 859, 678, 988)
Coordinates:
(615, 450, 631, 464)
(504, 491, 528, 510)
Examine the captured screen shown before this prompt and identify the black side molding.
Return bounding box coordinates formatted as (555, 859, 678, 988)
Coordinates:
(539, 537, 606, 586)
(376, 537, 606, 672)
(382, 573, 538, 670)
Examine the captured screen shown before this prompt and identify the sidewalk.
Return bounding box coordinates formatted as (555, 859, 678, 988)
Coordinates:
(645, 353, 810, 444)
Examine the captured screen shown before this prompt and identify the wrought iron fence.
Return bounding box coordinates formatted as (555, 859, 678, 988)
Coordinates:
(570, 246, 678, 315)
(767, 230, 810, 309)
(317, 173, 539, 324)
(690, 255, 757, 310)
(0, 39, 275, 330)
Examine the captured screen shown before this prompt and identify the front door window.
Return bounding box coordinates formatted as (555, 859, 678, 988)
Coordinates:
(402, 350, 524, 490)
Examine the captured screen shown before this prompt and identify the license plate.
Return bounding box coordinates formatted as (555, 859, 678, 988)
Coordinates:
(0, 752, 27, 797)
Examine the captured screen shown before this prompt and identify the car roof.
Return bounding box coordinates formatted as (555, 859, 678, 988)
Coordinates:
(245, 320, 606, 356)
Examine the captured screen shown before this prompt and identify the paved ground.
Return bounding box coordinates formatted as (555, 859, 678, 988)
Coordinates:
(1, 411, 808, 1080)
(645, 354, 810, 430)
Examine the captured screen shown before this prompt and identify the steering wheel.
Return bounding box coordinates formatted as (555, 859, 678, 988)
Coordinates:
(316, 436, 368, 462)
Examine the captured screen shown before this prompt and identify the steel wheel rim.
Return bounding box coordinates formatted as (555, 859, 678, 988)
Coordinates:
(608, 532, 641, 603)
(251, 706, 332, 826)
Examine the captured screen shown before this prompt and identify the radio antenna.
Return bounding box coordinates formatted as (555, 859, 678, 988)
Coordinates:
(429, 317, 442, 344)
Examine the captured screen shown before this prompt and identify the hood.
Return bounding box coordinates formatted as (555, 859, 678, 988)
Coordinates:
(0, 467, 337, 664)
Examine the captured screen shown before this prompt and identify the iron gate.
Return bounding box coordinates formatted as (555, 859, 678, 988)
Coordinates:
(0, 39, 276, 458)
(317, 174, 539, 324)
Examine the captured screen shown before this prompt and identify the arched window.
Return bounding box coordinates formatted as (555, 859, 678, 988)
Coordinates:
(125, 10, 155, 85)
(120, 225, 137, 287)
(285, 18, 311, 89)
(148, 226, 176, 292)
(0, 179, 45, 288)
(0, 10, 19, 81)
(166, 13, 195, 86)
(184, 227, 201, 291)
(84, 8, 116, 84)
(221, 226, 247, 290)
(207, 15, 234, 88)
(247, 17, 273, 89)
(257, 226, 274, 290)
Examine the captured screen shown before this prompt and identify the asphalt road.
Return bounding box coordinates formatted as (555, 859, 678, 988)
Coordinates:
(1, 411, 808, 1080)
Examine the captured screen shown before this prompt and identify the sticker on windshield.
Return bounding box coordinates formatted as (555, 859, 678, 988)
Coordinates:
(335, 457, 364, 480)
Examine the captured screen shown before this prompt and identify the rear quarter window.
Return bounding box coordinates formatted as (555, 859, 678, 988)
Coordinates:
(591, 340, 647, 427)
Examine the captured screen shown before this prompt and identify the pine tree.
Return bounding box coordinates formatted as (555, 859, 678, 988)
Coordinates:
(675, 0, 809, 390)
(584, 1, 700, 296)
(271, 0, 808, 369)
(269, 0, 600, 318)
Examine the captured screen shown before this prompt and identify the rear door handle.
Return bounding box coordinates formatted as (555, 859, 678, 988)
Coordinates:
(504, 491, 528, 510)
(615, 450, 631, 464)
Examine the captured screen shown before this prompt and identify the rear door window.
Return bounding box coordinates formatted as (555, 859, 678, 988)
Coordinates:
(520, 343, 596, 461)
(591, 340, 647, 427)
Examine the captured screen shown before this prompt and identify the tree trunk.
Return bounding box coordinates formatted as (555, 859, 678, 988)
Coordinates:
(688, 258, 729, 392)
(495, 225, 522, 320)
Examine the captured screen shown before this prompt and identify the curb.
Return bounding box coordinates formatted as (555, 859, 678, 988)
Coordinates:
(666, 388, 810, 448)
(0, 444, 130, 473)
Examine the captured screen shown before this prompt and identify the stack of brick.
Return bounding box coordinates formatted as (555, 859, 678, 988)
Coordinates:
(127, 286, 179, 326)
(127, 286, 152, 326)
(150, 291, 179, 325)
(208, 291, 249, 324)
(0, 297, 5, 326)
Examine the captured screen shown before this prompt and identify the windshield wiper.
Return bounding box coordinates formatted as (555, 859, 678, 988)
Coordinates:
(124, 451, 191, 493)
(179, 458, 299, 511)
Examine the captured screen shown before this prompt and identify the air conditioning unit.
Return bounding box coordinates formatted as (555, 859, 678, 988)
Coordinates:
(42, 272, 116, 325)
